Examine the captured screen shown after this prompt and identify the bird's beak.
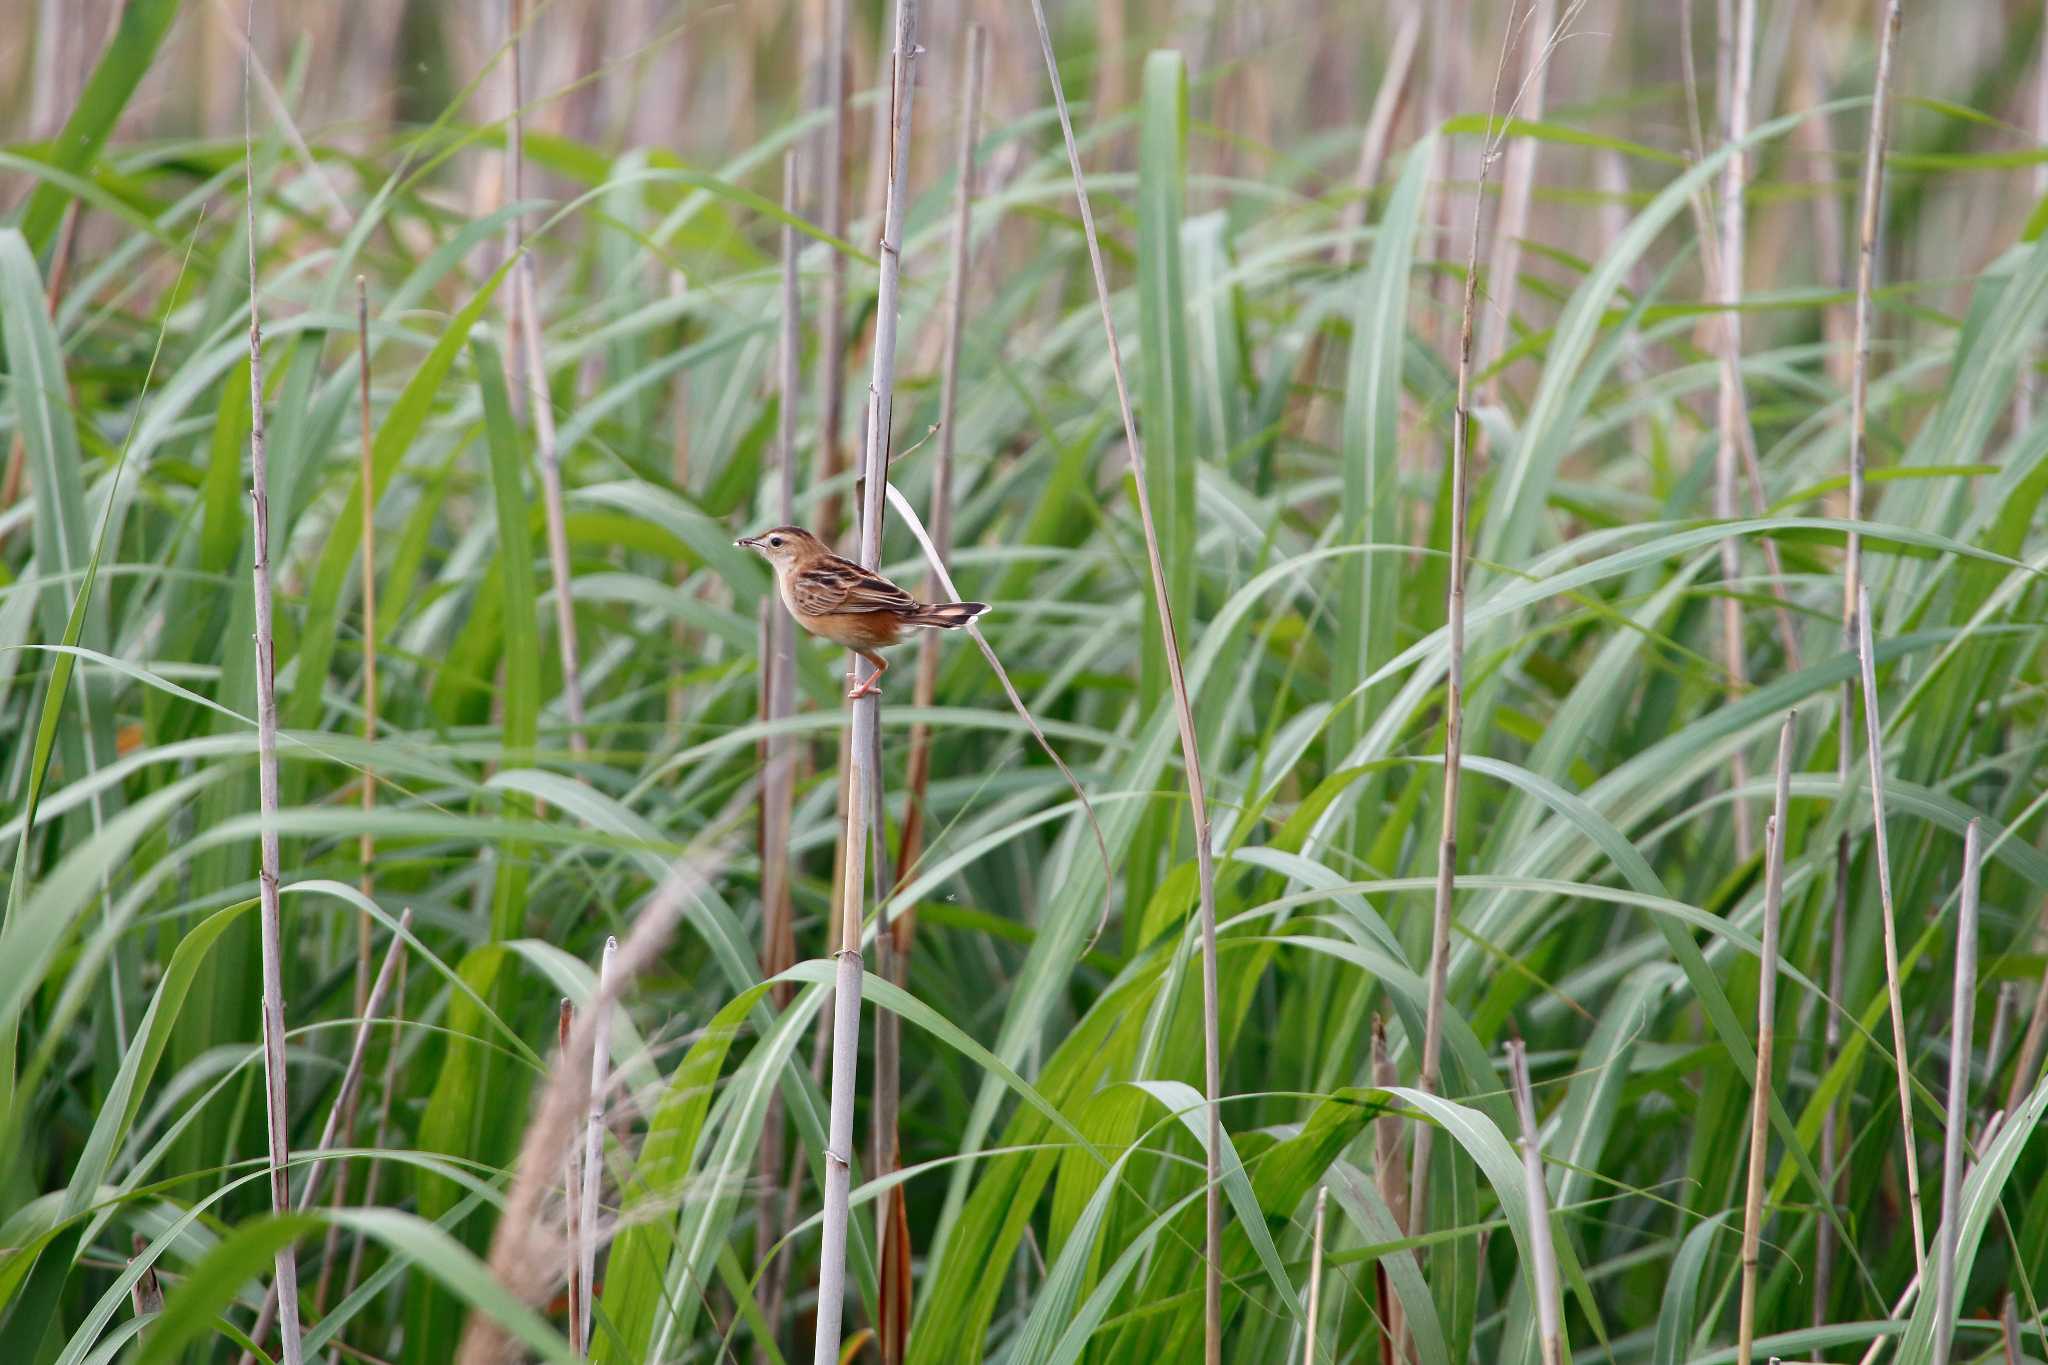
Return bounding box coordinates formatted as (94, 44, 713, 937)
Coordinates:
(734, 534, 757, 549)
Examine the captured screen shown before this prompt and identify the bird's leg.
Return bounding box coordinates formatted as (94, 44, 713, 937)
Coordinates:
(845, 649, 889, 700)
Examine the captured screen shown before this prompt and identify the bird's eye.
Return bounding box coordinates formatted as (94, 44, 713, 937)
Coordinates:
(769, 536, 783, 548)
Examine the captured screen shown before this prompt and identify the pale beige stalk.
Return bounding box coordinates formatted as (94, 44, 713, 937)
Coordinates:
(241, 4, 304, 1354)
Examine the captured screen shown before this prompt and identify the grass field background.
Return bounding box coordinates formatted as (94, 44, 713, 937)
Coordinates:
(3, 1, 2048, 1361)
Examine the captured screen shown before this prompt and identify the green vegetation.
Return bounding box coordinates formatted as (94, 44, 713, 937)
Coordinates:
(2, 1, 2045, 1362)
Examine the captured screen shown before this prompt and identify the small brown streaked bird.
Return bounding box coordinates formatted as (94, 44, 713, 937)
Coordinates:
(736, 525, 989, 699)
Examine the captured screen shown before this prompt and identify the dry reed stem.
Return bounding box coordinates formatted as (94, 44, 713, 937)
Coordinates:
(1933, 820, 1982, 1365)
(814, 0, 851, 540)
(814, 3, 920, 1359)
(1715, 0, 1758, 861)
(128, 1233, 164, 1330)
(1857, 582, 1927, 1273)
(456, 858, 715, 1364)
(1302, 1184, 1328, 1365)
(577, 937, 616, 1354)
(337, 949, 407, 1313)
(2005, 912, 2048, 1118)
(1026, 7, 1229, 1355)
(1507, 1040, 1562, 1365)
(1982, 981, 2017, 1143)
(1854, 1110, 2005, 1365)
(898, 20, 986, 901)
(756, 148, 803, 1343)
(1409, 0, 1525, 1258)
(509, 0, 590, 758)
(1820, 0, 1886, 1288)
(239, 910, 414, 1365)
(241, 4, 305, 1355)
(1336, 7, 1424, 268)
(1679, 184, 1805, 673)
(1738, 714, 1795, 1365)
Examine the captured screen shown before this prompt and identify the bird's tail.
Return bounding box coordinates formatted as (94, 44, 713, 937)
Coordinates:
(907, 600, 989, 629)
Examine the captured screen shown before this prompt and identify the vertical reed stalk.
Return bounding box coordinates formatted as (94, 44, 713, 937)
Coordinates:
(240, 910, 413, 1364)
(577, 936, 616, 1354)
(337, 948, 407, 1313)
(814, 4, 919, 1359)
(1715, 0, 1757, 861)
(1335, 7, 1423, 268)
(1371, 1016, 1407, 1358)
(1934, 820, 1982, 1365)
(509, 0, 590, 756)
(1837, 34, 1903, 1285)
(1410, 0, 1524, 1252)
(897, 21, 985, 892)
(1858, 582, 1927, 1274)
(1738, 714, 1795, 1365)
(559, 997, 581, 1354)
(1817, 829, 1848, 1321)
(353, 277, 379, 1019)
(1507, 1040, 1562, 1365)
(1302, 1185, 1328, 1365)
(1028, 6, 1228, 1354)
(813, 0, 851, 540)
(756, 148, 803, 1343)
(242, 7, 304, 1356)
(2005, 908, 2048, 1118)
(1982, 981, 2017, 1141)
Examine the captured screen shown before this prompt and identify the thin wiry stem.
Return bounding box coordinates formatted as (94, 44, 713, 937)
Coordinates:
(815, 3, 918, 1359)
(1934, 820, 1982, 1365)
(1302, 1185, 1328, 1365)
(1738, 713, 1795, 1365)
(338, 948, 407, 1313)
(1027, 6, 1228, 1354)
(1858, 583, 1927, 1274)
(756, 147, 802, 1345)
(1477, 0, 1558, 401)
(1507, 1040, 1562, 1365)
(238, 910, 414, 1365)
(1410, 0, 1524, 1256)
(509, 0, 590, 757)
(577, 936, 616, 1354)
(242, 3, 304, 1356)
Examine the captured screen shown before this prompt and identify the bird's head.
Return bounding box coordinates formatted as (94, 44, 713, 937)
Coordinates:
(735, 525, 824, 568)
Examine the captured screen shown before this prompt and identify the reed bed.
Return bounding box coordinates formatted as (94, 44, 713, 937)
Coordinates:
(2, 2, 2046, 1362)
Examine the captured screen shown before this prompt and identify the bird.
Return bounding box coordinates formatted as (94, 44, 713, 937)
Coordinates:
(736, 525, 988, 699)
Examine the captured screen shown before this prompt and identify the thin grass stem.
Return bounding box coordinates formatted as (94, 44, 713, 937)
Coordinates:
(1026, 7, 1228, 1353)
(1738, 714, 1795, 1365)
(242, 5, 304, 1355)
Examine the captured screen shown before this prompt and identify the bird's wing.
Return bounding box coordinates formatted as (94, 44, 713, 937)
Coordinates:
(790, 556, 918, 615)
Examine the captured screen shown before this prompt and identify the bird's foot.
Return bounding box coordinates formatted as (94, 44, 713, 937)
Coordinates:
(845, 672, 883, 701)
